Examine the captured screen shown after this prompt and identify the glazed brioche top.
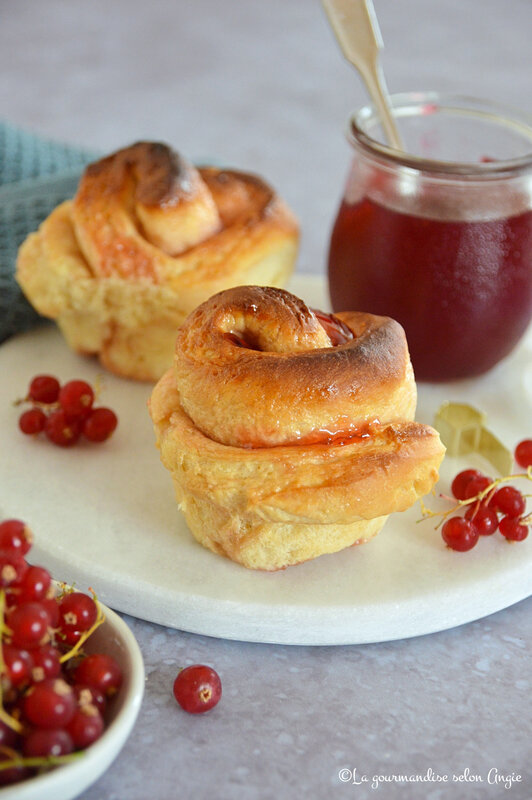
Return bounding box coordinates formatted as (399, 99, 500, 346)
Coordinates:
(70, 142, 298, 285)
(75, 141, 221, 263)
(174, 285, 418, 448)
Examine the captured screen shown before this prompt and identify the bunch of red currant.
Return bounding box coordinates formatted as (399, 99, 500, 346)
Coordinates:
(438, 439, 532, 552)
(17, 375, 118, 447)
(0, 519, 123, 786)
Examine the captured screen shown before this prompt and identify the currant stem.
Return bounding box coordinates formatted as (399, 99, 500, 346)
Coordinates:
(93, 375, 105, 403)
(0, 751, 83, 771)
(13, 398, 60, 410)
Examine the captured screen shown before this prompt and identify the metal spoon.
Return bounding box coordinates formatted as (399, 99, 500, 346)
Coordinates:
(322, 0, 403, 150)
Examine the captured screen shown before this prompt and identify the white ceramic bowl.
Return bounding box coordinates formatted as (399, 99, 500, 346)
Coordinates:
(0, 602, 145, 800)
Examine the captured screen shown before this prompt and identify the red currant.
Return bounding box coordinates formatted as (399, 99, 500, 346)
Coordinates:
(462, 474, 492, 500)
(23, 728, 73, 757)
(19, 408, 47, 435)
(27, 375, 60, 404)
(74, 684, 107, 716)
(441, 516, 479, 552)
(173, 664, 222, 714)
(40, 597, 60, 628)
(82, 407, 118, 442)
(8, 602, 51, 649)
(59, 628, 84, 647)
(499, 517, 529, 542)
(11, 565, 52, 604)
(32, 644, 61, 681)
(2, 645, 34, 688)
(451, 469, 483, 500)
(44, 410, 81, 447)
(489, 486, 526, 518)
(58, 380, 94, 420)
(67, 705, 104, 748)
(73, 653, 123, 697)
(515, 439, 532, 469)
(59, 592, 98, 633)
(0, 549, 28, 587)
(24, 678, 76, 729)
(465, 503, 499, 536)
(0, 519, 33, 555)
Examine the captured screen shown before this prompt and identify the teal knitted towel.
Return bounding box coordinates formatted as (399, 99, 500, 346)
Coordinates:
(0, 121, 97, 342)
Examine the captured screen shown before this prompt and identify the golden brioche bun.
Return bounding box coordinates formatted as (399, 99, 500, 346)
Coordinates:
(150, 286, 445, 570)
(16, 143, 299, 381)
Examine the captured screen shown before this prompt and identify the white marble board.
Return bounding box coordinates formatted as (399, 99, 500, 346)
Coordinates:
(1, 275, 531, 645)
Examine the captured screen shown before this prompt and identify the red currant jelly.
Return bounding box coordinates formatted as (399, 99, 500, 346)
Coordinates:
(328, 92, 532, 381)
(328, 198, 532, 381)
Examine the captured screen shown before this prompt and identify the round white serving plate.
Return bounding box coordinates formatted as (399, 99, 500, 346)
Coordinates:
(0, 601, 144, 800)
(0, 275, 530, 646)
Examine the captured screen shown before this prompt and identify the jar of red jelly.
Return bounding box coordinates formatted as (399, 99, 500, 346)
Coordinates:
(328, 92, 532, 381)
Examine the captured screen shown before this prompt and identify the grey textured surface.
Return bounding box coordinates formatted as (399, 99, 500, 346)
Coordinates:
(84, 602, 532, 800)
(0, 1, 531, 798)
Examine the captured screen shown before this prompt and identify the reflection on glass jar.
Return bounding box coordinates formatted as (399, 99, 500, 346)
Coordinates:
(327, 93, 532, 381)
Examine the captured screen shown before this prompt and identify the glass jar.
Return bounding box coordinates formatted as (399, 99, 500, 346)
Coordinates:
(327, 92, 532, 381)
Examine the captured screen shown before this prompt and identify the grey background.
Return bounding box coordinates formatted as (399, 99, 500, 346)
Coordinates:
(1, 1, 531, 798)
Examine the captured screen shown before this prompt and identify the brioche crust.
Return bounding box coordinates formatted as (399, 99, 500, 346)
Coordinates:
(175, 286, 417, 447)
(16, 142, 299, 381)
(149, 286, 445, 570)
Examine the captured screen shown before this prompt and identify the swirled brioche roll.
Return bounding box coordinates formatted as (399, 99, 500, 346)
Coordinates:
(149, 286, 445, 570)
(16, 142, 299, 381)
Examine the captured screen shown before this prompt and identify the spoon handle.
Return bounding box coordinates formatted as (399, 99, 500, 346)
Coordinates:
(322, 0, 403, 150)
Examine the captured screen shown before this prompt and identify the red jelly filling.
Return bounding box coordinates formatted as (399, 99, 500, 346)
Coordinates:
(313, 309, 354, 346)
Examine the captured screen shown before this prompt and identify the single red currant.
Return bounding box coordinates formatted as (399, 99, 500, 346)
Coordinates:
(67, 705, 104, 748)
(19, 408, 47, 435)
(58, 592, 98, 635)
(173, 664, 222, 714)
(465, 503, 499, 536)
(489, 486, 526, 518)
(73, 653, 123, 697)
(58, 380, 94, 420)
(2, 644, 34, 688)
(451, 469, 483, 500)
(58, 628, 84, 647)
(0, 549, 28, 587)
(441, 516, 480, 552)
(12, 564, 52, 604)
(8, 602, 51, 649)
(82, 408, 118, 443)
(462, 474, 492, 500)
(499, 517, 529, 542)
(22, 728, 73, 758)
(40, 597, 60, 628)
(0, 519, 33, 555)
(32, 644, 61, 681)
(27, 375, 60, 404)
(24, 678, 76, 729)
(44, 410, 81, 447)
(515, 439, 532, 469)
